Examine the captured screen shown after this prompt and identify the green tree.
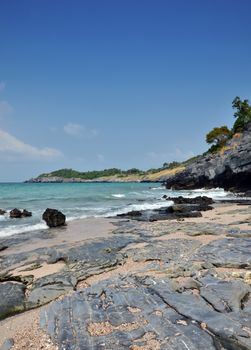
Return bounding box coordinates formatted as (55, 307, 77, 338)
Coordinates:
(232, 96, 251, 133)
(206, 126, 231, 146)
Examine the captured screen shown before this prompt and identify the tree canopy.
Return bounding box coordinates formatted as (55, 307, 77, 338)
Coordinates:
(232, 96, 251, 133)
(206, 126, 231, 146)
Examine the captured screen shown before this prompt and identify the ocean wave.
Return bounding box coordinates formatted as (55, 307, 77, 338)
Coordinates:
(0, 222, 48, 237)
(112, 194, 125, 198)
(172, 188, 237, 199)
(101, 200, 173, 217)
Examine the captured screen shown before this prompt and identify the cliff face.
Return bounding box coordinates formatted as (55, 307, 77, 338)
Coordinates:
(165, 125, 251, 193)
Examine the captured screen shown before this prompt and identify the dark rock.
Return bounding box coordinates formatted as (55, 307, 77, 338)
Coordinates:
(9, 208, 32, 218)
(116, 204, 205, 221)
(0, 338, 14, 350)
(117, 210, 142, 217)
(22, 209, 32, 217)
(42, 208, 66, 227)
(0, 209, 6, 215)
(166, 195, 214, 205)
(0, 282, 26, 319)
(164, 125, 251, 192)
(0, 244, 8, 252)
(9, 208, 22, 218)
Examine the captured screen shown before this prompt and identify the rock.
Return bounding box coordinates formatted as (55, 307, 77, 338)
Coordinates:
(115, 202, 212, 221)
(193, 237, 251, 268)
(9, 208, 32, 218)
(0, 338, 14, 350)
(9, 208, 22, 218)
(117, 210, 142, 217)
(0, 282, 26, 319)
(166, 196, 214, 205)
(42, 208, 66, 227)
(199, 275, 250, 313)
(164, 125, 251, 192)
(0, 209, 6, 215)
(22, 209, 32, 217)
(27, 272, 77, 308)
(41, 275, 251, 350)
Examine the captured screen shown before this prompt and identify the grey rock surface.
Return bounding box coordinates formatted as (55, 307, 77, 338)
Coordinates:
(0, 282, 26, 319)
(41, 275, 251, 350)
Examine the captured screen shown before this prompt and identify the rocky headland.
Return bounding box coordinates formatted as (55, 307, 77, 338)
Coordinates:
(1, 199, 251, 350)
(164, 124, 251, 194)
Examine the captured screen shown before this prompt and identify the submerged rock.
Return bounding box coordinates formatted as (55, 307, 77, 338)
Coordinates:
(9, 208, 32, 218)
(22, 209, 32, 217)
(164, 195, 214, 205)
(9, 208, 22, 218)
(42, 208, 66, 228)
(0, 209, 6, 215)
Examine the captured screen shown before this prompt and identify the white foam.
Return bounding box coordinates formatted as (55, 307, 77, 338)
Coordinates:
(0, 222, 48, 237)
(112, 194, 125, 198)
(101, 200, 173, 217)
(172, 188, 236, 200)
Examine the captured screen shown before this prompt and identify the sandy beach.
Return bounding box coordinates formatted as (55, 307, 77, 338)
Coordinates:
(0, 201, 251, 349)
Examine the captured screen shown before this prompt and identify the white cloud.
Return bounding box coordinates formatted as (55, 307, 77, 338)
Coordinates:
(63, 122, 99, 138)
(0, 128, 63, 160)
(64, 123, 84, 136)
(0, 81, 6, 92)
(0, 101, 13, 118)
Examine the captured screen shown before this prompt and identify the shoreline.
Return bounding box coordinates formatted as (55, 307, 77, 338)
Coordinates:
(0, 201, 251, 349)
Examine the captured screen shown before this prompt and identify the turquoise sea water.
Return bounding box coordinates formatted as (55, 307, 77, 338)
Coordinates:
(0, 182, 235, 237)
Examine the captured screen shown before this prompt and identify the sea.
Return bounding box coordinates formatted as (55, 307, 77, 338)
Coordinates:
(0, 182, 237, 238)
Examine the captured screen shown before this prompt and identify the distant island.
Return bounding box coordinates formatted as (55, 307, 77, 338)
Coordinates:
(26, 97, 251, 193)
(25, 160, 190, 183)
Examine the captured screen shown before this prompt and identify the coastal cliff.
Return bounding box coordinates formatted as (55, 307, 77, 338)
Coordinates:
(164, 124, 251, 193)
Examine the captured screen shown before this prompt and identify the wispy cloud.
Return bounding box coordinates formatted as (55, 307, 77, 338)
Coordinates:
(0, 128, 63, 161)
(0, 81, 6, 92)
(63, 122, 99, 138)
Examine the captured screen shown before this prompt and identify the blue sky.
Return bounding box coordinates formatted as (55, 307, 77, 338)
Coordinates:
(0, 0, 251, 181)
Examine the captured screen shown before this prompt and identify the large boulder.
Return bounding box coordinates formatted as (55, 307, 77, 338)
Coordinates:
(42, 208, 66, 228)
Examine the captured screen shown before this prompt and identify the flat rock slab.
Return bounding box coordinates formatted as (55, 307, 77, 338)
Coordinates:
(40, 275, 251, 350)
(199, 275, 250, 313)
(0, 282, 26, 319)
(193, 237, 251, 268)
(126, 239, 201, 263)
